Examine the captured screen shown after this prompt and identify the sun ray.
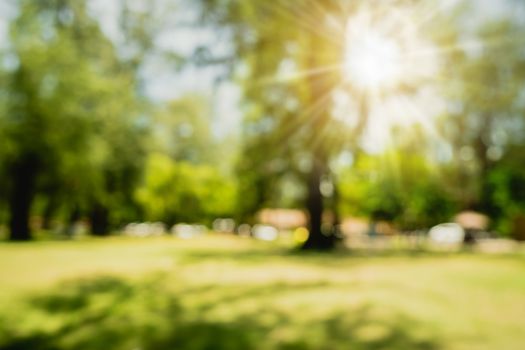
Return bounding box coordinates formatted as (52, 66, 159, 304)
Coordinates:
(400, 34, 525, 61)
(431, 71, 495, 93)
(275, 81, 340, 147)
(408, 0, 459, 35)
(393, 93, 450, 152)
(256, 0, 343, 47)
(252, 63, 343, 87)
(306, 0, 350, 34)
(306, 84, 358, 155)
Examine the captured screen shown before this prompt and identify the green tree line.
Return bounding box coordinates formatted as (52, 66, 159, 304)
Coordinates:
(0, 0, 524, 245)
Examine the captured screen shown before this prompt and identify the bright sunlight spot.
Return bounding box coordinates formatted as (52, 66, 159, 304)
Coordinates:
(343, 8, 438, 92)
(338, 6, 443, 152)
(344, 30, 402, 90)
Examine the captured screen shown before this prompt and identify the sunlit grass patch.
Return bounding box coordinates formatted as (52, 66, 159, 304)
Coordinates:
(0, 235, 524, 349)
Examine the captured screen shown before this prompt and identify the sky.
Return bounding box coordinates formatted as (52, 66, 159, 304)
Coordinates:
(89, 0, 242, 139)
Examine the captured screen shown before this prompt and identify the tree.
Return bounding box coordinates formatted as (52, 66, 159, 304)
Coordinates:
(135, 94, 237, 226)
(2, 0, 144, 239)
(339, 146, 457, 230)
(194, 0, 368, 249)
(151, 95, 217, 164)
(437, 16, 525, 222)
(195, 0, 443, 249)
(136, 153, 237, 225)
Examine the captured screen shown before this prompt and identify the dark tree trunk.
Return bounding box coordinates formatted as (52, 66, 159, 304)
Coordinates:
(90, 203, 110, 236)
(8, 157, 38, 241)
(330, 175, 343, 242)
(301, 157, 334, 250)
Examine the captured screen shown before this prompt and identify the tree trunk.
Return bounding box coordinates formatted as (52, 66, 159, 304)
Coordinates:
(330, 174, 343, 242)
(300, 27, 337, 250)
(8, 157, 38, 241)
(90, 203, 110, 236)
(301, 157, 333, 250)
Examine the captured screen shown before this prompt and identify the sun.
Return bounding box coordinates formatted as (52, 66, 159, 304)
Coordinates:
(343, 11, 406, 92)
(335, 7, 444, 152)
(343, 30, 402, 91)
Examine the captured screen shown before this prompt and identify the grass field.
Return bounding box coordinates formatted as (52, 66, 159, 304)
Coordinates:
(1, 235, 524, 350)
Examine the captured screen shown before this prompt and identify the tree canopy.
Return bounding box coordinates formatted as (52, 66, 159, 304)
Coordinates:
(0, 0, 524, 243)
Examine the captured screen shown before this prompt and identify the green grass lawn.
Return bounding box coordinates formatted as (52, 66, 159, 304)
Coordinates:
(1, 235, 524, 350)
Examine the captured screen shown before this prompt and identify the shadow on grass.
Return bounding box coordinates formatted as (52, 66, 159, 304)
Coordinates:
(176, 244, 468, 268)
(0, 275, 441, 350)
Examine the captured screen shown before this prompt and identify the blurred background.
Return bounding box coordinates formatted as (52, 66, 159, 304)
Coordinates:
(0, 0, 525, 244)
(1, 0, 525, 349)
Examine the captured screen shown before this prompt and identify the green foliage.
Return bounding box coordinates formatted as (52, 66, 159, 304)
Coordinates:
(0, 0, 148, 236)
(487, 146, 525, 234)
(1, 0, 525, 238)
(136, 153, 237, 224)
(436, 15, 525, 215)
(151, 95, 217, 164)
(339, 150, 457, 229)
(135, 93, 239, 225)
